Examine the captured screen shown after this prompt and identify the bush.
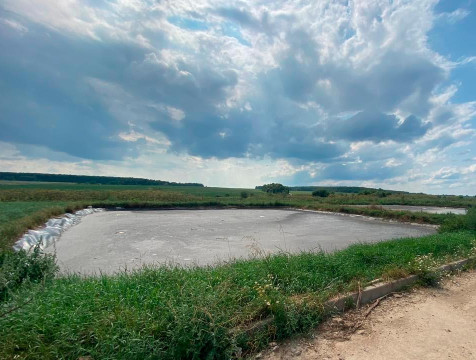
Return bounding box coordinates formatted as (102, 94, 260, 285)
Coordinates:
(0, 247, 57, 302)
(240, 191, 249, 199)
(260, 183, 290, 194)
(439, 208, 476, 233)
(312, 189, 330, 198)
(467, 207, 476, 231)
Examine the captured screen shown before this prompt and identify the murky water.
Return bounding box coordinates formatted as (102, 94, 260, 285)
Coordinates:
(48, 209, 436, 274)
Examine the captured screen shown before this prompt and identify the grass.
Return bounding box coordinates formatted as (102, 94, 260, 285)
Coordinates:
(439, 208, 476, 233)
(1, 181, 474, 203)
(0, 231, 475, 359)
(0, 202, 69, 225)
(1, 183, 475, 358)
(0, 245, 57, 302)
(0, 202, 86, 251)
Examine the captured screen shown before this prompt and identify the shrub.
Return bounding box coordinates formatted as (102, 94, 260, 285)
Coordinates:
(240, 191, 249, 199)
(376, 190, 390, 198)
(260, 183, 290, 194)
(312, 189, 330, 198)
(0, 246, 57, 302)
(439, 208, 476, 233)
(467, 207, 476, 231)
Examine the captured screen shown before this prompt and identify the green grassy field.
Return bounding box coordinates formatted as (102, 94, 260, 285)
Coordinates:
(0, 182, 475, 359)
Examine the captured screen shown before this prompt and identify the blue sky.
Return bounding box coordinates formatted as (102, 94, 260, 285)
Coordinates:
(0, 0, 475, 194)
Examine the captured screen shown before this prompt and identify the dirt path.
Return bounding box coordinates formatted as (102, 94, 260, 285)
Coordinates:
(262, 270, 476, 360)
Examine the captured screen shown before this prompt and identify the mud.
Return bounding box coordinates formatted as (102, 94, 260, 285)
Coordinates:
(48, 209, 436, 274)
(351, 205, 467, 214)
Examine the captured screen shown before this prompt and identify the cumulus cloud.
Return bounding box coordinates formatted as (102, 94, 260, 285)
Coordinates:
(327, 111, 430, 143)
(0, 0, 475, 191)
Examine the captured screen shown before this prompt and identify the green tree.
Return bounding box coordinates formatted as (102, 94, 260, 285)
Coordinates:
(312, 189, 330, 197)
(260, 183, 290, 194)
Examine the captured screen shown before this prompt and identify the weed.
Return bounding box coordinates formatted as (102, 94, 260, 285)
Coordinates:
(408, 254, 441, 287)
(439, 208, 476, 233)
(0, 246, 57, 302)
(382, 267, 410, 280)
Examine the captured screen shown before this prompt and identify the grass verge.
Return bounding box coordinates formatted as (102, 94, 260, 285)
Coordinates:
(0, 231, 475, 359)
(0, 202, 89, 251)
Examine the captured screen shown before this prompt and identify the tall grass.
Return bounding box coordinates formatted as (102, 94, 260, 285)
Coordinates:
(439, 208, 476, 233)
(0, 203, 87, 251)
(0, 189, 201, 202)
(0, 246, 57, 302)
(0, 231, 474, 359)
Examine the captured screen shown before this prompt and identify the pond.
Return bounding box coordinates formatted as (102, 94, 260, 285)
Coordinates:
(48, 209, 436, 274)
(350, 205, 467, 215)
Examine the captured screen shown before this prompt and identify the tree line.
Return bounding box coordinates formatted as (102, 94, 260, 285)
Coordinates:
(0, 172, 204, 187)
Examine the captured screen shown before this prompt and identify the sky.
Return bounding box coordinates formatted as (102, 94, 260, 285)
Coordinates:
(0, 0, 475, 194)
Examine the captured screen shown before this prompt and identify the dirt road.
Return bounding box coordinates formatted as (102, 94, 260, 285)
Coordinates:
(263, 270, 476, 360)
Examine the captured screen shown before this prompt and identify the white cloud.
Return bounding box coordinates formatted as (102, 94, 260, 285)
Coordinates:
(0, 142, 301, 188)
(0, 0, 475, 193)
(436, 8, 470, 24)
(1, 18, 28, 33)
(167, 106, 185, 121)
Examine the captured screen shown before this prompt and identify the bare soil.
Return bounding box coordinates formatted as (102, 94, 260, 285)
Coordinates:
(262, 270, 476, 360)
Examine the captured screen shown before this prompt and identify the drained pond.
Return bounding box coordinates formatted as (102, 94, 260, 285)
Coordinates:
(350, 205, 467, 215)
(47, 209, 436, 274)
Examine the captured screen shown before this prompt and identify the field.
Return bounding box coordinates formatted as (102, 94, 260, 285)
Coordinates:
(0, 181, 475, 359)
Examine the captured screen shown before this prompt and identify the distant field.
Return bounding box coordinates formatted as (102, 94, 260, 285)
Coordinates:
(0, 172, 203, 187)
(0, 180, 183, 191)
(0, 180, 78, 186)
(0, 181, 258, 195)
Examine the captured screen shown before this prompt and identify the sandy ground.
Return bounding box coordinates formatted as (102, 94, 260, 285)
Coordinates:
(262, 270, 476, 360)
